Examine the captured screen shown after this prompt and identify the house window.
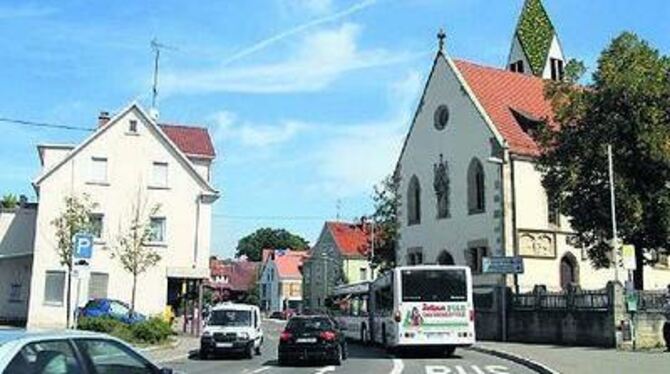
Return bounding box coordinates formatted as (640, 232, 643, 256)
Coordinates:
(359, 267, 367, 281)
(407, 175, 421, 225)
(468, 158, 486, 214)
(550, 58, 564, 81)
(9, 283, 21, 302)
(89, 213, 104, 239)
(510, 60, 524, 73)
(88, 272, 109, 299)
(90, 157, 108, 184)
(152, 162, 168, 188)
(44, 270, 66, 305)
(407, 248, 423, 265)
(465, 247, 488, 274)
(149, 217, 166, 243)
(548, 193, 560, 227)
(129, 120, 138, 133)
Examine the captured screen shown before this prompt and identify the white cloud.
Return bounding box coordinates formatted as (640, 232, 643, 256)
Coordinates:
(162, 23, 413, 95)
(211, 111, 309, 147)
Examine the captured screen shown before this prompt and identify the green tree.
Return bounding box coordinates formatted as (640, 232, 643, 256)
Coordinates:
(368, 173, 400, 271)
(235, 228, 309, 261)
(51, 194, 97, 327)
(1, 194, 19, 209)
(110, 197, 162, 313)
(536, 32, 670, 289)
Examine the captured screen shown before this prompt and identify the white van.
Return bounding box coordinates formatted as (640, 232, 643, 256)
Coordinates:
(200, 303, 263, 359)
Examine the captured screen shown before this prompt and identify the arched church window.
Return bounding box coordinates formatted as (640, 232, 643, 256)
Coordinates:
(433, 154, 450, 219)
(559, 253, 579, 290)
(407, 175, 421, 225)
(467, 158, 486, 214)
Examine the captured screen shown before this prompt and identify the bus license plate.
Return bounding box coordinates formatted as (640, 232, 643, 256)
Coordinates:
(216, 343, 233, 348)
(296, 338, 317, 343)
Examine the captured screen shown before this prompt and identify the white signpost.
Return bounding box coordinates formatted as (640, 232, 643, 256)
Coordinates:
(71, 233, 94, 329)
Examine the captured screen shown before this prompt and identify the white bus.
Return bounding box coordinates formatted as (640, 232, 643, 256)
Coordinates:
(328, 281, 372, 342)
(369, 265, 474, 355)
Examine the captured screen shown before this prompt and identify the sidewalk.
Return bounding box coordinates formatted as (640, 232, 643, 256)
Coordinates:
(475, 341, 670, 374)
(141, 334, 199, 364)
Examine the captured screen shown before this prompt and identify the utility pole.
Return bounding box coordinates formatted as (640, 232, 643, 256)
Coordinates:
(608, 145, 621, 283)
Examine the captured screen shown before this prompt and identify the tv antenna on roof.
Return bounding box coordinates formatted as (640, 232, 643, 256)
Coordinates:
(150, 38, 178, 120)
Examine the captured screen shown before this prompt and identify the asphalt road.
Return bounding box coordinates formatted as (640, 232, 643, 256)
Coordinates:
(167, 320, 536, 374)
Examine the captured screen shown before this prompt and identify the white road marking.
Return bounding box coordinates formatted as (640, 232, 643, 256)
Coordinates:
(424, 365, 510, 374)
(251, 367, 271, 374)
(390, 357, 404, 374)
(315, 365, 336, 374)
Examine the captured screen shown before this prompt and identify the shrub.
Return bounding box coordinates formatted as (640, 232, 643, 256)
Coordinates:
(77, 317, 123, 334)
(130, 317, 173, 344)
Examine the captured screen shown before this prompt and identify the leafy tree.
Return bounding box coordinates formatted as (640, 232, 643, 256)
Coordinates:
(536, 32, 670, 289)
(235, 228, 309, 261)
(51, 194, 97, 327)
(110, 197, 162, 313)
(242, 278, 260, 306)
(1, 194, 19, 209)
(367, 174, 400, 271)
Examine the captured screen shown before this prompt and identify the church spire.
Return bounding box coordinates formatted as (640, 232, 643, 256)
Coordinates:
(507, 0, 565, 80)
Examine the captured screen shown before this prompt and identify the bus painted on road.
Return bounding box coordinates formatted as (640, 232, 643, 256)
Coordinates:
(329, 265, 475, 355)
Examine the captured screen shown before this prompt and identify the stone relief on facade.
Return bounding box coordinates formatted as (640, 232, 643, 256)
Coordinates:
(433, 154, 450, 219)
(518, 230, 556, 258)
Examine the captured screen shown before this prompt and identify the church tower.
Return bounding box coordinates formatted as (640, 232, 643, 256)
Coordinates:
(507, 0, 565, 80)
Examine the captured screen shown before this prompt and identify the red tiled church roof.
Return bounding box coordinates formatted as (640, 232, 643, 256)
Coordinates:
(159, 124, 216, 158)
(454, 59, 555, 157)
(326, 221, 370, 258)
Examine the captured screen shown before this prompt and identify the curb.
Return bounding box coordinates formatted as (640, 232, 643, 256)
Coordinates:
(140, 337, 181, 353)
(469, 346, 560, 374)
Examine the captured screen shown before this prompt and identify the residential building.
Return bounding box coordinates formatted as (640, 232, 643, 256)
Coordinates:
(0, 203, 37, 325)
(395, 0, 670, 292)
(302, 221, 377, 311)
(208, 256, 260, 303)
(1, 102, 219, 328)
(259, 249, 307, 312)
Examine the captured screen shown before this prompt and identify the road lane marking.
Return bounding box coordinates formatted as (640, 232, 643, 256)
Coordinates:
(425, 365, 511, 374)
(315, 366, 336, 374)
(390, 357, 404, 374)
(251, 367, 271, 374)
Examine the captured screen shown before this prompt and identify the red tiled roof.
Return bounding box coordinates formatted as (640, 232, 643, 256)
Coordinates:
(159, 124, 216, 158)
(326, 221, 370, 258)
(274, 250, 309, 279)
(454, 59, 555, 157)
(209, 259, 260, 292)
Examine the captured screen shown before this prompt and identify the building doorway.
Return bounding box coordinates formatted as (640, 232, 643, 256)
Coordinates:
(559, 253, 579, 290)
(437, 250, 455, 265)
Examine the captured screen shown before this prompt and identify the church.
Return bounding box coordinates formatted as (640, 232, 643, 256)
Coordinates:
(395, 0, 670, 291)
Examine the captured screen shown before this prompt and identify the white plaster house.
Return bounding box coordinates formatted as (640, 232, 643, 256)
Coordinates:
(22, 102, 218, 328)
(395, 0, 670, 292)
(0, 204, 37, 324)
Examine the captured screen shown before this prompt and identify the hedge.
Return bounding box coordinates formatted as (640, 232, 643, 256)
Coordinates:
(78, 317, 173, 345)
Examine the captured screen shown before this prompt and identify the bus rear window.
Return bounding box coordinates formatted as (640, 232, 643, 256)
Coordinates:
(401, 269, 467, 302)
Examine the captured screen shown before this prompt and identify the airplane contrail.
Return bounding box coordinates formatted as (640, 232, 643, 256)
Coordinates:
(219, 0, 378, 67)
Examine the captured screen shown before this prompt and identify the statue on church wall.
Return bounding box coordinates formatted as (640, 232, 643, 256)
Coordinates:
(433, 154, 450, 219)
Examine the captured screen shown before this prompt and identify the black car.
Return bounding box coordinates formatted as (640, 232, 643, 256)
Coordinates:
(278, 315, 348, 366)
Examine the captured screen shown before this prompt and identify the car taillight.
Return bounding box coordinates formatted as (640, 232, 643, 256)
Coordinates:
(394, 311, 402, 323)
(319, 331, 337, 341)
(279, 331, 293, 342)
(469, 309, 475, 322)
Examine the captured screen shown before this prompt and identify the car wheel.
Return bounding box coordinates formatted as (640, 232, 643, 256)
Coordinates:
(199, 349, 209, 360)
(381, 324, 387, 348)
(278, 356, 288, 366)
(255, 342, 262, 356)
(342, 342, 348, 360)
(444, 346, 456, 357)
(245, 343, 254, 359)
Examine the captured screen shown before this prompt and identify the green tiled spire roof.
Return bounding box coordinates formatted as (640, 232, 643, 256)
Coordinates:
(515, 0, 555, 76)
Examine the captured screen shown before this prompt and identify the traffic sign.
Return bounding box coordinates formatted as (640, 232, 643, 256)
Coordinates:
(622, 244, 636, 270)
(72, 233, 94, 260)
(482, 256, 524, 274)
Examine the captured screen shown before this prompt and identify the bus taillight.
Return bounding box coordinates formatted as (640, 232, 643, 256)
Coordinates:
(394, 311, 402, 323)
(469, 309, 475, 322)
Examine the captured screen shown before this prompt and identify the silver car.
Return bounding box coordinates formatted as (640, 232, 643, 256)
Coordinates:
(0, 329, 174, 373)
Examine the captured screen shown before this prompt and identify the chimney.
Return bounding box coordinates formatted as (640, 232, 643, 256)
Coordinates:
(98, 111, 111, 127)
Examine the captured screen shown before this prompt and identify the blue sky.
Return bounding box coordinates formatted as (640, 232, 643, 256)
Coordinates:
(1, 0, 668, 258)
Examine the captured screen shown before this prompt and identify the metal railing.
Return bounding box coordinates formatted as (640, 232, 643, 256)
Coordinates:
(511, 287, 611, 311)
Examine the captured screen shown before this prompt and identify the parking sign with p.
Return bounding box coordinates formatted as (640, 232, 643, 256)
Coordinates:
(73, 233, 94, 260)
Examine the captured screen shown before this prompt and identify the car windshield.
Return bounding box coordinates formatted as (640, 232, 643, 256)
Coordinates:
(401, 269, 467, 302)
(208, 310, 252, 327)
(287, 317, 333, 331)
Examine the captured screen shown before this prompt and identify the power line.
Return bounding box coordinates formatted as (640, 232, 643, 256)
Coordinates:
(0, 117, 94, 132)
(212, 214, 328, 221)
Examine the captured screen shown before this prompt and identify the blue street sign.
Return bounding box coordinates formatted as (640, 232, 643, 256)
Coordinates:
(482, 256, 524, 274)
(72, 233, 94, 260)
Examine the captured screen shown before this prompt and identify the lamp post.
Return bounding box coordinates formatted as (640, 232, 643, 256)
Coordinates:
(607, 144, 621, 284)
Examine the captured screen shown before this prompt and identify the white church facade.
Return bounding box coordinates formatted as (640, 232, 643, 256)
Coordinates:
(395, 0, 670, 291)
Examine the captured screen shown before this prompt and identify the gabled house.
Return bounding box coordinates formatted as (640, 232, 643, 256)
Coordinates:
(208, 257, 260, 302)
(302, 221, 376, 311)
(259, 249, 308, 312)
(14, 102, 219, 328)
(395, 0, 670, 291)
